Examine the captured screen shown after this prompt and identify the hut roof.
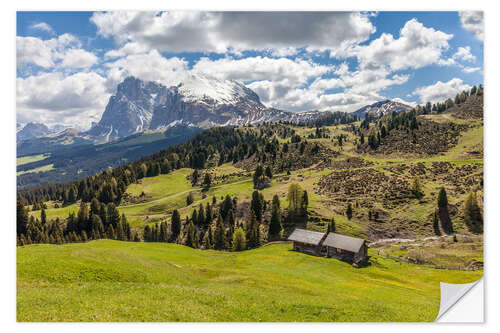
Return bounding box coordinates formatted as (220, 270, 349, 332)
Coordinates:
(287, 228, 326, 246)
(323, 233, 365, 253)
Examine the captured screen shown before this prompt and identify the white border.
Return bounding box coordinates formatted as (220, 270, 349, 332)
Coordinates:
(2, 0, 499, 331)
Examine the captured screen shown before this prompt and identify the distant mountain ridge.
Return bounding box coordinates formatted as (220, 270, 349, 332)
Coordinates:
(87, 75, 327, 141)
(353, 100, 413, 118)
(16, 122, 51, 141)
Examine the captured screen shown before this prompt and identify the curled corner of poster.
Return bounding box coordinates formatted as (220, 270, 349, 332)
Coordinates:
(436, 278, 484, 323)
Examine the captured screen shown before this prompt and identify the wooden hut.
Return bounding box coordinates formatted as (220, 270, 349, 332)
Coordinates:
(322, 232, 368, 263)
(287, 229, 327, 256)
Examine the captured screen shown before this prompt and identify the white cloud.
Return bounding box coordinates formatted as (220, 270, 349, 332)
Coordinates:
(459, 11, 484, 41)
(415, 78, 471, 104)
(16, 72, 109, 129)
(453, 46, 476, 62)
(462, 66, 481, 73)
(16, 36, 55, 68)
(104, 50, 189, 91)
(348, 18, 453, 71)
(91, 11, 375, 54)
(17, 34, 98, 69)
(104, 42, 150, 58)
(60, 49, 99, 69)
(392, 97, 417, 107)
(437, 58, 458, 67)
(31, 22, 55, 35)
(192, 56, 330, 86)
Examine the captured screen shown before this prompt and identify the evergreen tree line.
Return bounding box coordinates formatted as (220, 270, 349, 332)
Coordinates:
(16, 198, 138, 246)
(140, 183, 308, 251)
(18, 124, 326, 207)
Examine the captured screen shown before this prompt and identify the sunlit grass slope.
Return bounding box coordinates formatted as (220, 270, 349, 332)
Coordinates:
(17, 240, 481, 322)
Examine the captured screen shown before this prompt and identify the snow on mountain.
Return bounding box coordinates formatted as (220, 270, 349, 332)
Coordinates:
(353, 100, 413, 118)
(178, 74, 254, 105)
(88, 75, 324, 141)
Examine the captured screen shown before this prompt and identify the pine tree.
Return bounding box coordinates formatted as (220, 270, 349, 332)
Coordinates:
(253, 165, 264, 188)
(143, 225, 152, 242)
(232, 227, 247, 251)
(171, 209, 181, 241)
(463, 191, 483, 234)
(159, 221, 169, 242)
(213, 215, 226, 250)
(77, 201, 89, 233)
(115, 220, 125, 240)
(107, 203, 120, 229)
(326, 217, 336, 234)
(202, 173, 211, 190)
(268, 195, 282, 239)
(40, 207, 47, 226)
(106, 224, 116, 240)
(250, 191, 263, 221)
(438, 187, 448, 207)
(265, 166, 273, 179)
(122, 214, 131, 240)
(205, 203, 212, 225)
(184, 221, 196, 248)
(191, 169, 199, 186)
(437, 187, 453, 234)
(246, 211, 260, 249)
(346, 203, 353, 220)
(411, 176, 424, 199)
(17, 201, 29, 235)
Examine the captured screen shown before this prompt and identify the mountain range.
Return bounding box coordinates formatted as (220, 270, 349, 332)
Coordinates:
(87, 75, 326, 141)
(17, 74, 416, 188)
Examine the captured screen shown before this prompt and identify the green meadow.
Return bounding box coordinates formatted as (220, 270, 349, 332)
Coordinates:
(17, 240, 482, 322)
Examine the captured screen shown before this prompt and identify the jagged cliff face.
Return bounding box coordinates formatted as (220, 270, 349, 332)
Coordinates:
(90, 77, 166, 139)
(89, 75, 325, 140)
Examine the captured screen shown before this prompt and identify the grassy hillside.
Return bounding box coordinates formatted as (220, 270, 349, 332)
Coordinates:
(28, 110, 483, 241)
(17, 240, 482, 322)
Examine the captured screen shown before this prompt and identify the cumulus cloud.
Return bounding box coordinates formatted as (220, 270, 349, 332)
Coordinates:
(16, 72, 109, 128)
(104, 42, 150, 58)
(415, 78, 471, 104)
(103, 50, 189, 91)
(60, 49, 99, 69)
(17, 34, 98, 69)
(192, 56, 330, 86)
(17, 36, 55, 68)
(91, 11, 375, 54)
(189, 56, 398, 112)
(348, 19, 453, 71)
(453, 46, 476, 62)
(31, 22, 55, 35)
(459, 11, 484, 41)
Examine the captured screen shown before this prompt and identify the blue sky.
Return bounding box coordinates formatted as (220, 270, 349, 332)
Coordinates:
(16, 11, 484, 129)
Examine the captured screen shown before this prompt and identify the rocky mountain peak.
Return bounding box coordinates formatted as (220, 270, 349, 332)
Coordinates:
(87, 75, 325, 141)
(354, 100, 413, 118)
